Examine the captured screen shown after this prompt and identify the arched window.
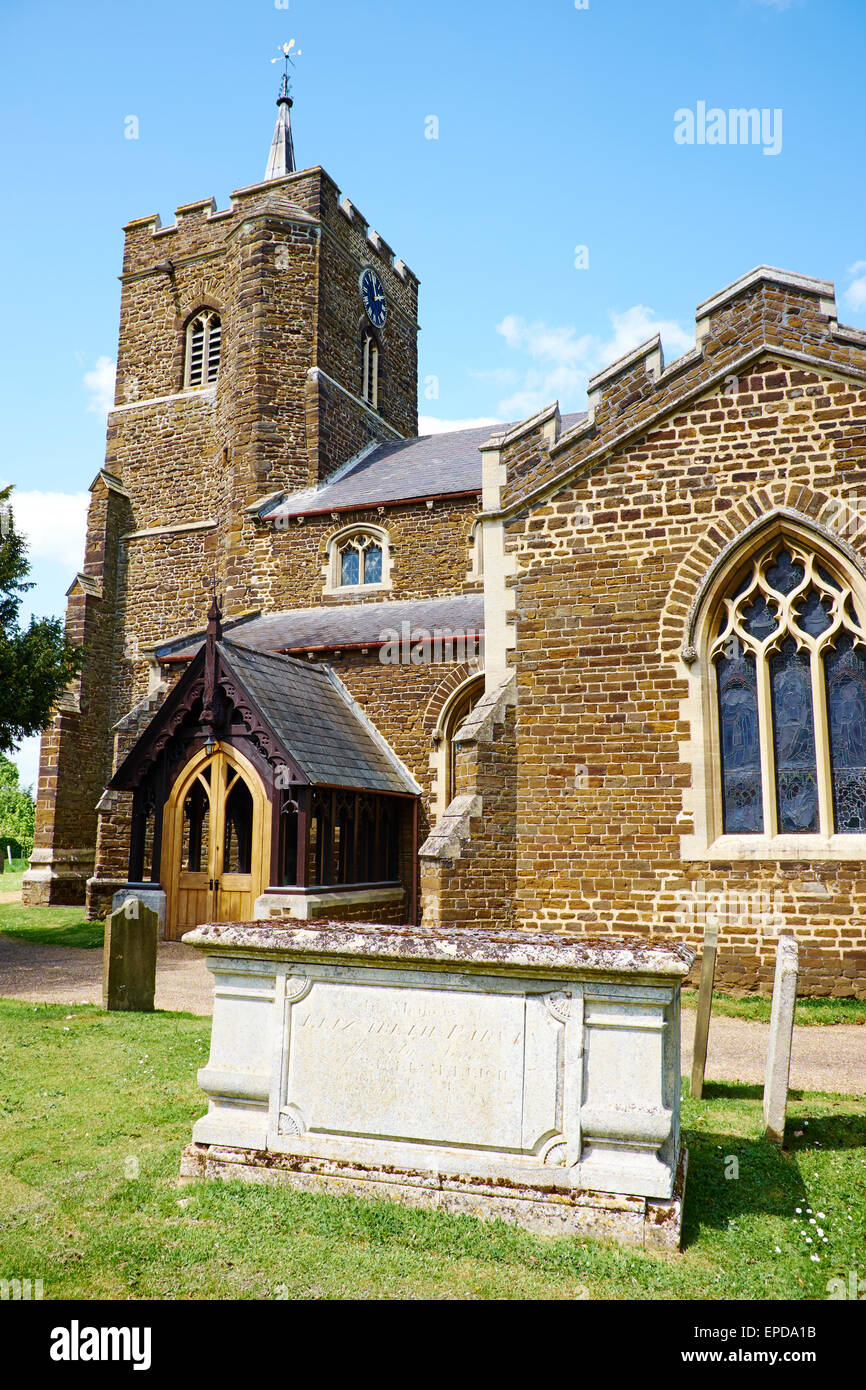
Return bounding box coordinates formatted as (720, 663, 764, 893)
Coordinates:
(469, 520, 484, 579)
(185, 309, 221, 388)
(709, 536, 866, 839)
(340, 532, 382, 587)
(325, 525, 390, 593)
(439, 675, 485, 809)
(361, 330, 379, 408)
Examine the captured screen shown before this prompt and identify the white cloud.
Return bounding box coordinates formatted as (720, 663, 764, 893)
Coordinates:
(599, 305, 694, 364)
(844, 262, 866, 312)
(494, 305, 694, 418)
(7, 490, 89, 570)
(83, 356, 116, 415)
(418, 415, 503, 435)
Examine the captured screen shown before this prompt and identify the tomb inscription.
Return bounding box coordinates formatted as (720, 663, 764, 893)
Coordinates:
(285, 980, 556, 1151)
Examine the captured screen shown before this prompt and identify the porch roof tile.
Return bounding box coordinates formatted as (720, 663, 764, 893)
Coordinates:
(219, 640, 418, 796)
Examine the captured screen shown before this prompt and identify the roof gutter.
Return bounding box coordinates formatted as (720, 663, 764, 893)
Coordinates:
(159, 631, 485, 663)
(261, 488, 482, 522)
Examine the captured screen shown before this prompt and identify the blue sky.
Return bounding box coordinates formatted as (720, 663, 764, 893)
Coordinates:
(2, 0, 866, 784)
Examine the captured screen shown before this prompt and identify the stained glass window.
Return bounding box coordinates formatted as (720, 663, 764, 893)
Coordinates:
(716, 650, 763, 832)
(825, 635, 866, 833)
(769, 639, 819, 833)
(711, 538, 866, 837)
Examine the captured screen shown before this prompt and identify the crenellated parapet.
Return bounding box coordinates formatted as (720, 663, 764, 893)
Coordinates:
(121, 167, 418, 294)
(494, 265, 862, 515)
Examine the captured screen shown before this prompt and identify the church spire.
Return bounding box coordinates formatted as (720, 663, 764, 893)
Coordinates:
(265, 42, 300, 181)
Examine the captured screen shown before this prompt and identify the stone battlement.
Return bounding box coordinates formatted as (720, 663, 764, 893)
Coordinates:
(122, 166, 418, 286)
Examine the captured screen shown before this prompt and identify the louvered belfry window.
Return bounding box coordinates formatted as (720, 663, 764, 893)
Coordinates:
(185, 310, 221, 387)
(361, 330, 379, 408)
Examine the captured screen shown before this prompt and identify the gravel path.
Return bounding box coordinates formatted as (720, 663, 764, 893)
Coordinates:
(0, 935, 863, 1094)
(0, 937, 214, 1016)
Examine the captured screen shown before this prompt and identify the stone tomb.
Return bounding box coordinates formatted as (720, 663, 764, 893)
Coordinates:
(180, 923, 694, 1249)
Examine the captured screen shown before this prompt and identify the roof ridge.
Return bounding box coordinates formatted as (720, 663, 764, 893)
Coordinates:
(231, 592, 479, 622)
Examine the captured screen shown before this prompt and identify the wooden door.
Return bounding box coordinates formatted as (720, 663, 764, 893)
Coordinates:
(163, 748, 270, 939)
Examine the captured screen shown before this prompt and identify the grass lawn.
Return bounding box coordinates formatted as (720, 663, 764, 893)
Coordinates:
(0, 901, 103, 949)
(681, 989, 866, 1027)
(0, 999, 863, 1300)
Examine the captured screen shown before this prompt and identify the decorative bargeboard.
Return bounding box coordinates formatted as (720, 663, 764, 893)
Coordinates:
(181, 924, 694, 1249)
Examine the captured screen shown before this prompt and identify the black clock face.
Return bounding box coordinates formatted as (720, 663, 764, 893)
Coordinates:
(360, 267, 387, 328)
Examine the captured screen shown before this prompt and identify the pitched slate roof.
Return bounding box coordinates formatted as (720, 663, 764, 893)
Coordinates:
(156, 594, 484, 662)
(256, 415, 587, 518)
(220, 641, 419, 795)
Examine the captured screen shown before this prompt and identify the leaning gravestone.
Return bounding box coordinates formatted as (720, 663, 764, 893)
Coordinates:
(763, 933, 798, 1145)
(102, 899, 159, 1012)
(690, 919, 719, 1099)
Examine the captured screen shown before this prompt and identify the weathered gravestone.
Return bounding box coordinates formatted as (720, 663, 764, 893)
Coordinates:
(102, 900, 159, 1012)
(763, 933, 798, 1145)
(112, 886, 167, 939)
(180, 922, 695, 1250)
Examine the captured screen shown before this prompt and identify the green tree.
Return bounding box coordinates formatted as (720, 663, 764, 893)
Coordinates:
(0, 484, 80, 753)
(0, 754, 35, 854)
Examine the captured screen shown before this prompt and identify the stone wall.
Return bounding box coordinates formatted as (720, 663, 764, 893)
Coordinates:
(28, 163, 424, 906)
(23, 474, 132, 905)
(490, 272, 866, 996)
(419, 675, 517, 929)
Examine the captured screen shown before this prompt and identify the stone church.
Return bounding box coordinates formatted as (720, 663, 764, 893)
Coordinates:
(23, 84, 866, 997)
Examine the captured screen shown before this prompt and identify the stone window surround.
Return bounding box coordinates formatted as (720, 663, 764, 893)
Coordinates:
(467, 518, 484, 581)
(323, 521, 392, 596)
(429, 671, 486, 821)
(361, 328, 380, 409)
(680, 513, 866, 863)
(183, 306, 222, 390)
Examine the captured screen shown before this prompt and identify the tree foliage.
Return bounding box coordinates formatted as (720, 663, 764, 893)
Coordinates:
(0, 484, 81, 754)
(0, 753, 35, 853)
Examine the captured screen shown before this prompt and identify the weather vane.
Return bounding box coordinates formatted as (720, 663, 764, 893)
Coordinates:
(271, 39, 302, 99)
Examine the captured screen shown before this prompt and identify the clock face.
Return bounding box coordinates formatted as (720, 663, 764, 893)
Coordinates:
(360, 267, 387, 328)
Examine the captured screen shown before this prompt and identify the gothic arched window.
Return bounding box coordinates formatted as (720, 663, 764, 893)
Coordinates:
(361, 330, 379, 408)
(325, 526, 390, 593)
(340, 532, 382, 586)
(185, 309, 221, 388)
(442, 676, 485, 808)
(710, 538, 866, 838)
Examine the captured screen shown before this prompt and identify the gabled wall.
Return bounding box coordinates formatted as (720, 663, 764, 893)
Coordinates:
(484, 269, 866, 995)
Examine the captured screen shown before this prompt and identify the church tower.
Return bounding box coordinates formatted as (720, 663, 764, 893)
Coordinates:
(24, 77, 421, 906)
